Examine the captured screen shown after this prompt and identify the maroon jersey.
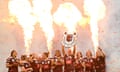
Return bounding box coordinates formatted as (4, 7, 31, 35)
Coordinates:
(41, 59, 51, 72)
(83, 57, 95, 72)
(20, 60, 33, 72)
(30, 59, 40, 72)
(75, 58, 84, 72)
(6, 56, 19, 72)
(21, 61, 31, 69)
(52, 57, 63, 72)
(64, 55, 75, 72)
(95, 56, 105, 72)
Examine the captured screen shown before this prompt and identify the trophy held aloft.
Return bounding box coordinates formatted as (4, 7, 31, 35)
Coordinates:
(62, 32, 77, 48)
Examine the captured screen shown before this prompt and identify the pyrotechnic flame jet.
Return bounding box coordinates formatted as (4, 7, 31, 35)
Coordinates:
(84, 0, 106, 52)
(8, 0, 37, 54)
(32, 0, 54, 57)
(53, 2, 82, 33)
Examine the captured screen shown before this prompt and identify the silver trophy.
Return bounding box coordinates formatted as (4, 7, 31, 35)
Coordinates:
(62, 32, 77, 48)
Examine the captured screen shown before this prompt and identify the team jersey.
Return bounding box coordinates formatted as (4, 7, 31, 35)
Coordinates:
(64, 55, 75, 72)
(41, 59, 51, 72)
(6, 56, 19, 72)
(95, 56, 105, 72)
(75, 58, 84, 72)
(20, 60, 33, 72)
(52, 56, 63, 72)
(83, 57, 95, 72)
(30, 59, 40, 72)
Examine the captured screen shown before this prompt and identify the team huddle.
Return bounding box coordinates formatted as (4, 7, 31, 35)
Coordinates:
(6, 45, 105, 72)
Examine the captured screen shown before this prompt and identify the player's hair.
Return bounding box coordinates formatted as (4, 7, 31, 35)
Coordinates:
(10, 50, 16, 56)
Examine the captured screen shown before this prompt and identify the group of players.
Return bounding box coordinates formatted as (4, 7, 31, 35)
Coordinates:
(6, 45, 105, 72)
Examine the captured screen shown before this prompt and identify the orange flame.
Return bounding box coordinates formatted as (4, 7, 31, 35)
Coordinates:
(84, 0, 106, 52)
(8, 0, 106, 54)
(8, 0, 37, 54)
(32, 0, 54, 56)
(53, 2, 82, 33)
(9, 0, 54, 55)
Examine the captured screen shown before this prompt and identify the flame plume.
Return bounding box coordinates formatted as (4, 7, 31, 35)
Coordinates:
(9, 0, 54, 55)
(8, 0, 106, 55)
(84, 0, 106, 52)
(32, 0, 54, 57)
(8, 0, 36, 54)
(53, 2, 82, 33)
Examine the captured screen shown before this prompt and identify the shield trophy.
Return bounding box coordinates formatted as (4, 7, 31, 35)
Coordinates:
(62, 32, 77, 48)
